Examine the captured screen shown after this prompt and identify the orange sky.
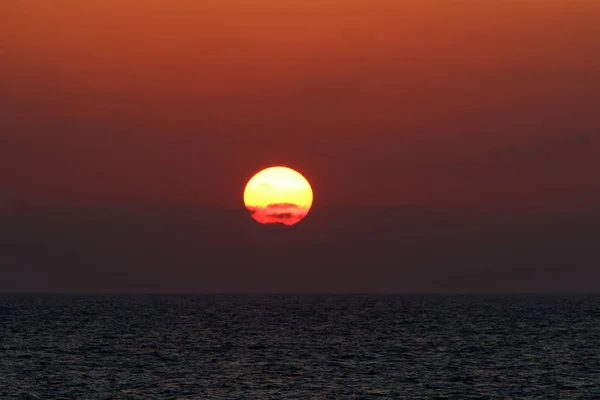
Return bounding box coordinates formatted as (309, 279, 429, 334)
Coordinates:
(1, 0, 600, 209)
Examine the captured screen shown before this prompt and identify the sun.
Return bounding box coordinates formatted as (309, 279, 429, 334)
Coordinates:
(244, 166, 313, 226)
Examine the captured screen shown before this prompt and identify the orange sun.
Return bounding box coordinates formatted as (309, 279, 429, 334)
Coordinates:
(244, 166, 314, 226)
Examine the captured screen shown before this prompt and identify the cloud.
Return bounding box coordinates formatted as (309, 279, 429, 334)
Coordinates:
(266, 203, 300, 210)
(246, 203, 309, 225)
(267, 212, 294, 219)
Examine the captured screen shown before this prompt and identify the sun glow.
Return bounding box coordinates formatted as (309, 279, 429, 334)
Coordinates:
(243, 166, 313, 226)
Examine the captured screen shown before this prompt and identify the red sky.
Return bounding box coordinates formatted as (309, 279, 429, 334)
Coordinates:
(2, 0, 600, 210)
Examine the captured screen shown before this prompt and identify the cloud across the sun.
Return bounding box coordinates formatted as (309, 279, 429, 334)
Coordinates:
(246, 203, 309, 226)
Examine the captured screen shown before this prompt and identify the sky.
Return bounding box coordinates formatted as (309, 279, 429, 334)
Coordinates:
(1, 1, 599, 292)
(2, 0, 600, 209)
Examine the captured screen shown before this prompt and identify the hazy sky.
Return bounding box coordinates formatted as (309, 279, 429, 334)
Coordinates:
(2, 0, 600, 210)
(1, 2, 600, 293)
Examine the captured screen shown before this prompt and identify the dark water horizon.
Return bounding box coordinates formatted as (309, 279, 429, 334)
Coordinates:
(1, 294, 598, 399)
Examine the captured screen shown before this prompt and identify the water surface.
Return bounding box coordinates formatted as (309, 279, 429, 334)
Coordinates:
(1, 294, 598, 399)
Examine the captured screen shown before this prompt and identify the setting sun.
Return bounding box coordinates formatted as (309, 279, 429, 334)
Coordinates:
(244, 166, 313, 226)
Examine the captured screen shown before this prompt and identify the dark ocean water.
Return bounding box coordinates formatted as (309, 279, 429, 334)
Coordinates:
(0, 294, 598, 399)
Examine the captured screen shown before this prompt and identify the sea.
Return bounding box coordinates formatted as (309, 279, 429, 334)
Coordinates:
(0, 294, 598, 399)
